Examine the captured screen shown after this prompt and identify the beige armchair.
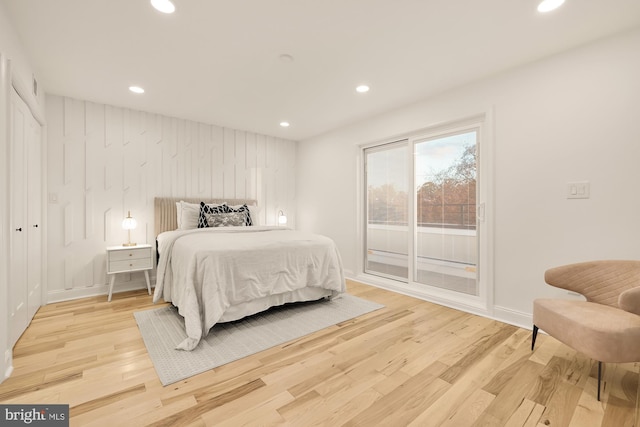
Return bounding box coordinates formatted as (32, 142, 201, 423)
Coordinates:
(532, 260, 640, 401)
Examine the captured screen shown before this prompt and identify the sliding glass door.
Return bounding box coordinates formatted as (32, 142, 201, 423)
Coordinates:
(364, 141, 409, 280)
(414, 131, 477, 295)
(364, 127, 479, 297)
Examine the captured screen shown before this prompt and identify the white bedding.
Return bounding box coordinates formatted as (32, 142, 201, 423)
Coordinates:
(154, 226, 346, 350)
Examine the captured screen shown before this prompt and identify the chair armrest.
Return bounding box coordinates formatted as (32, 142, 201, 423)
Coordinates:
(619, 287, 640, 316)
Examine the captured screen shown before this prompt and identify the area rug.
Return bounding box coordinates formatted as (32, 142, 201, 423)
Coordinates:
(134, 294, 384, 386)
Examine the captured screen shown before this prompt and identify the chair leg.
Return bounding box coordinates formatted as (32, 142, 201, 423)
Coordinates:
(597, 361, 602, 401)
(531, 325, 539, 351)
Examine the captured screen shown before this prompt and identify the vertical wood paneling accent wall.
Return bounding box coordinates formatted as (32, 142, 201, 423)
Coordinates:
(46, 95, 296, 300)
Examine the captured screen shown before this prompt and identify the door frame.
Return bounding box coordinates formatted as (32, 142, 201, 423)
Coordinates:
(1, 57, 47, 384)
(356, 111, 495, 317)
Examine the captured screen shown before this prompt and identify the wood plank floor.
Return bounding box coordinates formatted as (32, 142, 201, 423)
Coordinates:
(1, 280, 638, 426)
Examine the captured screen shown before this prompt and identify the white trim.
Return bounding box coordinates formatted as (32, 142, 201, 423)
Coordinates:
(358, 114, 486, 152)
(408, 138, 416, 293)
(355, 144, 365, 279)
(40, 124, 48, 305)
(0, 53, 10, 384)
(4, 364, 13, 381)
(351, 272, 491, 316)
(8, 79, 46, 356)
(481, 106, 496, 314)
(348, 271, 533, 332)
(8, 66, 48, 311)
(492, 305, 532, 330)
(46, 277, 156, 304)
(11, 71, 44, 126)
(358, 112, 494, 314)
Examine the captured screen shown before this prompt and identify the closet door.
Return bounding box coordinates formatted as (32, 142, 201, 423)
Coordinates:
(9, 88, 28, 347)
(27, 120, 42, 320)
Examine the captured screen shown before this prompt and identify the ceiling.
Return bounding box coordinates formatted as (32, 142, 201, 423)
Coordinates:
(3, 0, 640, 141)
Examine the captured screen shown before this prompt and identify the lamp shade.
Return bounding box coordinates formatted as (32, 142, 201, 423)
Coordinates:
(122, 211, 137, 230)
(278, 210, 287, 225)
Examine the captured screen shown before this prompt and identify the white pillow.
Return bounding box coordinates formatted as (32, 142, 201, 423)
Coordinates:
(249, 205, 262, 226)
(175, 202, 182, 229)
(177, 201, 201, 230)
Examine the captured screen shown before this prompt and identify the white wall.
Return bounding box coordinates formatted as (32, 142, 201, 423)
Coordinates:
(0, 3, 45, 118)
(0, 2, 45, 384)
(297, 28, 640, 324)
(46, 95, 297, 302)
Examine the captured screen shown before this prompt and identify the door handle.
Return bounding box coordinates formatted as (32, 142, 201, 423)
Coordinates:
(477, 203, 485, 222)
(15, 227, 22, 232)
(33, 224, 39, 228)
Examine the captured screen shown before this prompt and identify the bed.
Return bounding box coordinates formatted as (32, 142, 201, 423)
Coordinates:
(152, 197, 346, 350)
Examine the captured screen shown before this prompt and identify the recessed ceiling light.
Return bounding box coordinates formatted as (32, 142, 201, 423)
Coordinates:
(537, 0, 565, 13)
(151, 0, 175, 14)
(356, 85, 370, 93)
(280, 122, 290, 128)
(129, 86, 145, 94)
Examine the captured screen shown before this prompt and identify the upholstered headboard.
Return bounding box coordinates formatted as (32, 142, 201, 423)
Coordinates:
(154, 197, 257, 236)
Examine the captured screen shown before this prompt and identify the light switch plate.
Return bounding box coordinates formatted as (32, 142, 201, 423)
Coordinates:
(567, 181, 590, 199)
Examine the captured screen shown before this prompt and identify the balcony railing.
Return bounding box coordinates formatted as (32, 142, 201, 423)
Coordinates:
(368, 203, 477, 230)
(366, 222, 476, 266)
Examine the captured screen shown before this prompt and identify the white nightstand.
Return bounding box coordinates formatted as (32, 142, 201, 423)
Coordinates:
(106, 244, 153, 302)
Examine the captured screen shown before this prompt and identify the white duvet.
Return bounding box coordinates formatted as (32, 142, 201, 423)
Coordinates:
(154, 226, 346, 350)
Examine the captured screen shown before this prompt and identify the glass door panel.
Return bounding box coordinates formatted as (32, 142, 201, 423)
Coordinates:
(364, 142, 409, 280)
(414, 131, 478, 295)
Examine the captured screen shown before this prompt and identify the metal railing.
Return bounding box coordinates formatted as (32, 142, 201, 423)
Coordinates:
(368, 203, 476, 230)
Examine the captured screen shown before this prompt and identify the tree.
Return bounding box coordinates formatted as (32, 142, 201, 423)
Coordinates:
(367, 144, 476, 228)
(368, 184, 407, 224)
(417, 144, 476, 228)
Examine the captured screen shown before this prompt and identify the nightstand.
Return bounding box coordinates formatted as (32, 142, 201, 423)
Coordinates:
(106, 244, 153, 302)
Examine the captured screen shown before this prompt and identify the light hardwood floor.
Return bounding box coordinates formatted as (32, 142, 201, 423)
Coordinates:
(1, 280, 638, 426)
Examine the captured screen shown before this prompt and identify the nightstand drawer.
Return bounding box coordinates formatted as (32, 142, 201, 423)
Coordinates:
(109, 257, 152, 273)
(106, 243, 153, 301)
(109, 247, 151, 262)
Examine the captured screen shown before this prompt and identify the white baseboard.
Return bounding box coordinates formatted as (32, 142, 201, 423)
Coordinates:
(343, 268, 355, 279)
(349, 273, 491, 317)
(47, 278, 155, 303)
(4, 363, 13, 383)
(346, 272, 534, 331)
(491, 305, 532, 330)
